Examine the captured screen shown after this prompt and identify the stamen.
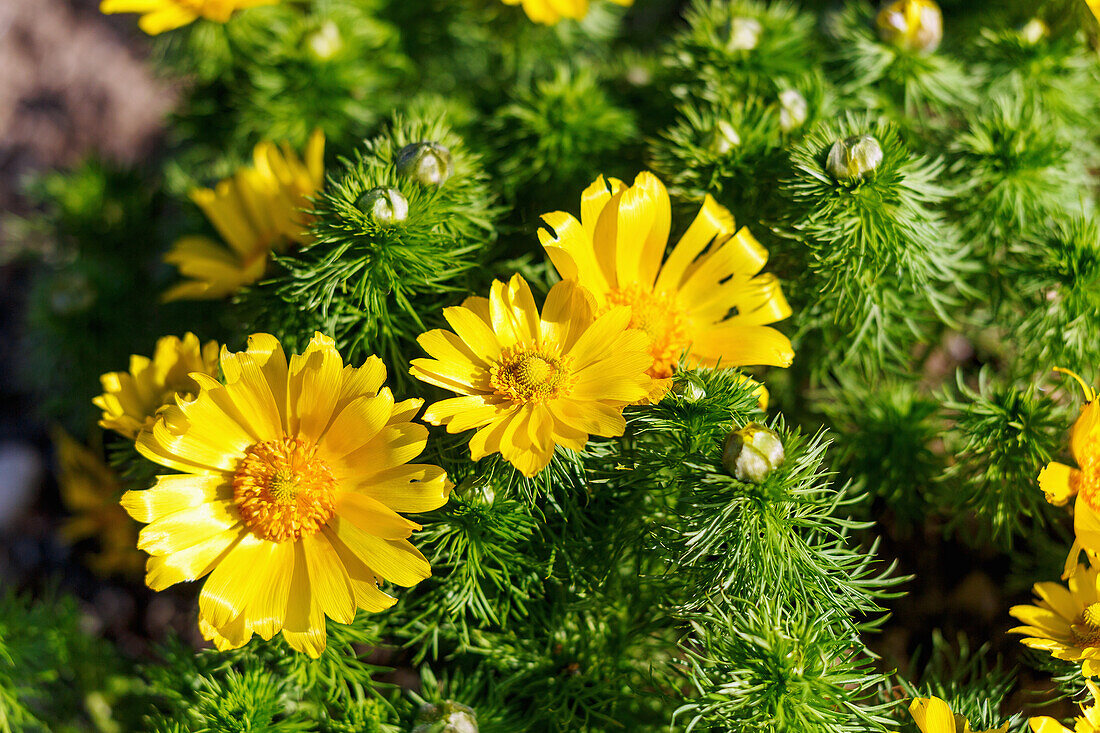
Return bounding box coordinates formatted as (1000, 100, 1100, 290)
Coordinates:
(604, 284, 688, 379)
(490, 346, 574, 404)
(233, 437, 337, 543)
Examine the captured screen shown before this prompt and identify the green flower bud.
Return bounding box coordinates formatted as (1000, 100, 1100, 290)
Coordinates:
(778, 89, 808, 133)
(725, 16, 763, 51)
(412, 701, 479, 733)
(306, 20, 343, 61)
(356, 187, 408, 225)
(673, 376, 706, 402)
(875, 0, 943, 54)
(721, 423, 785, 483)
(1019, 18, 1048, 45)
(710, 120, 741, 155)
(825, 134, 883, 182)
(397, 142, 454, 187)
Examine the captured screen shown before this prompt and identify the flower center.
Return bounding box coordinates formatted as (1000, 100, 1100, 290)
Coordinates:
(232, 437, 337, 543)
(604, 284, 688, 379)
(1073, 441, 1100, 511)
(1072, 603, 1100, 647)
(490, 346, 574, 404)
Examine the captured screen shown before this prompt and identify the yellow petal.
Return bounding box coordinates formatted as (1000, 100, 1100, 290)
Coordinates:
(288, 333, 343, 440)
(566, 306, 632, 370)
(539, 279, 594, 353)
(549, 398, 625, 438)
(909, 697, 957, 733)
(244, 540, 294, 640)
(1028, 716, 1072, 733)
(199, 533, 282, 628)
(137, 5, 198, 34)
(357, 464, 453, 513)
(335, 520, 430, 587)
(336, 492, 422, 540)
(539, 211, 610, 303)
(324, 526, 398, 613)
(281, 543, 327, 657)
(319, 391, 395, 459)
(302, 531, 356, 625)
(655, 195, 736, 294)
(688, 324, 794, 369)
(335, 423, 429, 482)
(121, 474, 230, 523)
(422, 395, 509, 433)
(144, 528, 243, 591)
(135, 499, 239, 556)
(443, 306, 503, 363)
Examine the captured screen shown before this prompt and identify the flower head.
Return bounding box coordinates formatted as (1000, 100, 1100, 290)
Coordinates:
(1010, 561, 1100, 677)
(500, 0, 632, 25)
(124, 333, 451, 657)
(54, 429, 143, 577)
(94, 333, 220, 439)
(411, 274, 654, 477)
(99, 0, 277, 35)
(909, 697, 1008, 733)
(164, 130, 324, 301)
(539, 172, 792, 380)
(1037, 369, 1100, 577)
(1029, 681, 1100, 732)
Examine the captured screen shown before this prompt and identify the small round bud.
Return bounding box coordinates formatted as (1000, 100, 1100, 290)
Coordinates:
(825, 134, 884, 182)
(725, 16, 763, 51)
(673, 376, 706, 402)
(778, 89, 808, 133)
(306, 20, 343, 61)
(875, 0, 943, 54)
(412, 701, 479, 733)
(1019, 18, 1048, 45)
(710, 120, 741, 155)
(396, 142, 454, 187)
(356, 187, 408, 225)
(721, 423, 785, 483)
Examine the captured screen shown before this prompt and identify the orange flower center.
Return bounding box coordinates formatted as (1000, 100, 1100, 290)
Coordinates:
(1072, 603, 1100, 647)
(490, 346, 574, 404)
(1073, 444, 1100, 512)
(605, 284, 688, 379)
(232, 437, 337, 543)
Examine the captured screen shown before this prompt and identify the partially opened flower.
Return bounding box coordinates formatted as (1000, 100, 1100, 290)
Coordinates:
(163, 130, 324, 301)
(1029, 681, 1100, 732)
(124, 333, 451, 656)
(410, 274, 654, 477)
(500, 0, 632, 25)
(94, 333, 220, 439)
(54, 429, 143, 577)
(1036, 368, 1100, 577)
(100, 0, 277, 35)
(1010, 561, 1100, 677)
(539, 172, 793, 381)
(909, 696, 1008, 733)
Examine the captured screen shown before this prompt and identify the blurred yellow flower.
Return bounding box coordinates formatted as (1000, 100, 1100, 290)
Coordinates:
(100, 0, 277, 35)
(94, 333, 220, 440)
(1010, 560, 1100, 677)
(124, 333, 451, 656)
(54, 429, 143, 577)
(1088, 1, 1100, 23)
(164, 130, 324, 301)
(1029, 681, 1100, 732)
(1037, 368, 1100, 577)
(501, 0, 632, 25)
(539, 172, 793, 382)
(411, 274, 654, 477)
(909, 696, 1007, 733)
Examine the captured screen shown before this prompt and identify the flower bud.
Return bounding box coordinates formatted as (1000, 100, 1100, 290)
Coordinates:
(1019, 18, 1048, 45)
(673, 375, 706, 402)
(825, 134, 883, 182)
(396, 142, 454, 187)
(709, 120, 741, 155)
(721, 423, 785, 483)
(306, 20, 343, 61)
(725, 16, 763, 51)
(356, 187, 408, 225)
(778, 89, 808, 133)
(412, 701, 479, 733)
(875, 0, 943, 54)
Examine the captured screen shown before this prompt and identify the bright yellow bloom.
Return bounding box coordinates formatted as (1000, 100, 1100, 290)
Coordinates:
(123, 333, 451, 657)
(99, 0, 277, 35)
(501, 0, 632, 25)
(54, 429, 143, 577)
(1010, 560, 1100, 677)
(94, 333, 220, 440)
(411, 274, 654, 477)
(1088, 1, 1100, 23)
(539, 172, 793, 381)
(164, 130, 324, 301)
(1029, 681, 1100, 732)
(1037, 369, 1100, 577)
(909, 697, 1008, 733)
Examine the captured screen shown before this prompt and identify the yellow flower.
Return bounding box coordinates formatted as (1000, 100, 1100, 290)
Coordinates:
(1029, 681, 1100, 732)
(164, 130, 325, 301)
(539, 172, 793, 381)
(1037, 369, 1100, 577)
(410, 274, 654, 477)
(94, 333, 220, 440)
(54, 429, 143, 577)
(123, 333, 451, 657)
(500, 0, 632, 25)
(1010, 560, 1100, 677)
(99, 0, 277, 35)
(1088, 1, 1100, 24)
(909, 697, 1008, 733)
